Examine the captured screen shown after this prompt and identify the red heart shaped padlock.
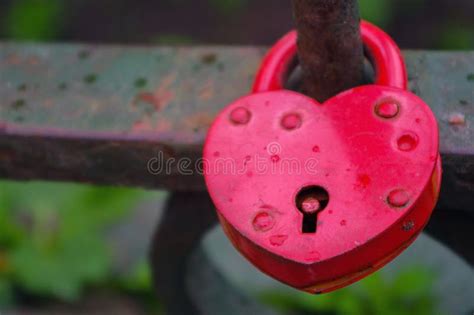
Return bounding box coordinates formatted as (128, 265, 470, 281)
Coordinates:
(204, 21, 441, 293)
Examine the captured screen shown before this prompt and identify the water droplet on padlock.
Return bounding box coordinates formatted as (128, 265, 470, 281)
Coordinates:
(375, 101, 399, 119)
(270, 235, 288, 246)
(397, 133, 418, 151)
(252, 211, 275, 232)
(281, 113, 302, 130)
(230, 107, 251, 125)
(387, 189, 410, 208)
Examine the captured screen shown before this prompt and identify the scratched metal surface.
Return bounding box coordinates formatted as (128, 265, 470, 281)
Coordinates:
(0, 46, 473, 144)
(0, 44, 264, 190)
(0, 44, 265, 135)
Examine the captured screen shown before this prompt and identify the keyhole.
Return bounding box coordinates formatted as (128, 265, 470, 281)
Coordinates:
(296, 186, 329, 233)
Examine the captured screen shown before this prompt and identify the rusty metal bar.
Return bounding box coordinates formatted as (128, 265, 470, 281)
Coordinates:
(150, 192, 216, 314)
(291, 0, 364, 102)
(150, 192, 281, 315)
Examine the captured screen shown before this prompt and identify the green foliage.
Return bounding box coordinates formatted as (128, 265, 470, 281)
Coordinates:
(119, 260, 153, 293)
(3, 0, 64, 41)
(438, 24, 474, 50)
(208, 0, 248, 14)
(0, 279, 14, 307)
(11, 234, 109, 301)
(358, 0, 394, 27)
(116, 260, 163, 314)
(260, 267, 441, 315)
(0, 181, 152, 305)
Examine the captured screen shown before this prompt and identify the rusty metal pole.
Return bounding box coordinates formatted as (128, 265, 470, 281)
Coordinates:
(291, 0, 364, 102)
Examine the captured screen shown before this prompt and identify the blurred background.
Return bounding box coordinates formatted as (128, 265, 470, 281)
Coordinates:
(0, 0, 473, 314)
(0, 0, 473, 48)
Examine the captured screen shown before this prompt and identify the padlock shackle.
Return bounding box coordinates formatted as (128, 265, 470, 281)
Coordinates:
(252, 20, 407, 93)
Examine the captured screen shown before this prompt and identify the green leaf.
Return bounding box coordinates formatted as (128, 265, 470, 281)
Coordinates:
(0, 180, 157, 302)
(391, 267, 434, 297)
(259, 291, 302, 312)
(10, 234, 110, 301)
(261, 267, 441, 315)
(119, 260, 153, 292)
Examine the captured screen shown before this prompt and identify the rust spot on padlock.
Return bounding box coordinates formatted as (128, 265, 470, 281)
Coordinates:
(448, 112, 466, 126)
(402, 220, 415, 231)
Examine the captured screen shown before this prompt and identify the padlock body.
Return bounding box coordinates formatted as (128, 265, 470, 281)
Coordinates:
(204, 87, 441, 293)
